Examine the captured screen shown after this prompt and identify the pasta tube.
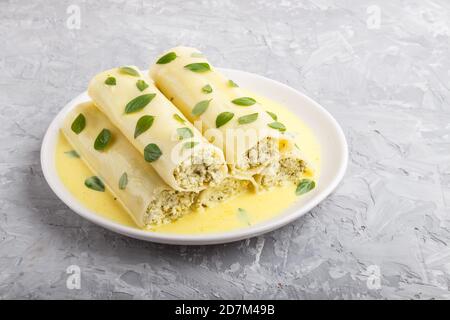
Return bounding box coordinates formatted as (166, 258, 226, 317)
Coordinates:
(61, 102, 196, 227)
(149, 47, 294, 180)
(88, 66, 227, 192)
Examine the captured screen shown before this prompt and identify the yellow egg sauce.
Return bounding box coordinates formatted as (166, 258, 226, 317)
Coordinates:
(55, 94, 321, 234)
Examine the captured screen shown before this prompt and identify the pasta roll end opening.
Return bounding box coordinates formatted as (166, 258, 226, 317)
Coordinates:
(195, 178, 251, 209)
(173, 145, 227, 191)
(145, 190, 196, 226)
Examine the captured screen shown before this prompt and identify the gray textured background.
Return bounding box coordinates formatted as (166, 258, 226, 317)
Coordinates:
(1, 0, 450, 299)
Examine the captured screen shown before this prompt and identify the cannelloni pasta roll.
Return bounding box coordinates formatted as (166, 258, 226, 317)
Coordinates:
(88, 67, 227, 192)
(61, 102, 196, 227)
(149, 47, 294, 180)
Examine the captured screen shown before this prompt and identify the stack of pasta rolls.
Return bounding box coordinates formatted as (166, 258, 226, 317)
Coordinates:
(62, 47, 308, 228)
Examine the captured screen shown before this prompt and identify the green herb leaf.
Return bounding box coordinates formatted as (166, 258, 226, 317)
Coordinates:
(295, 179, 315, 196)
(134, 115, 154, 138)
(268, 121, 286, 132)
(156, 52, 177, 64)
(184, 63, 211, 73)
(177, 127, 194, 140)
(192, 99, 211, 116)
(94, 128, 112, 151)
(173, 114, 185, 124)
(237, 208, 251, 226)
(119, 172, 128, 190)
(105, 76, 116, 86)
(238, 113, 258, 125)
(202, 84, 213, 94)
(71, 113, 86, 134)
(216, 112, 234, 128)
(125, 93, 156, 114)
(191, 52, 204, 58)
(118, 66, 139, 77)
(64, 150, 80, 158)
(136, 79, 149, 92)
(231, 97, 256, 106)
(183, 141, 199, 149)
(85, 176, 105, 192)
(144, 143, 162, 162)
(228, 79, 239, 87)
(266, 110, 277, 121)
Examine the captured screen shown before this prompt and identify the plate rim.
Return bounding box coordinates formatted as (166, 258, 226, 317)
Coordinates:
(40, 68, 348, 245)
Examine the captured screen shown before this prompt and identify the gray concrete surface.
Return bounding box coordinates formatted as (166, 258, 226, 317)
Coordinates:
(1, 0, 450, 299)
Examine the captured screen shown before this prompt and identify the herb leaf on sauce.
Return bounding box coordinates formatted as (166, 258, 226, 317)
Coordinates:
(64, 150, 80, 158)
(295, 179, 315, 196)
(237, 208, 251, 226)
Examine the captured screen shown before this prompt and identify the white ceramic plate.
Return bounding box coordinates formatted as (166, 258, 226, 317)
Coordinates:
(41, 68, 348, 245)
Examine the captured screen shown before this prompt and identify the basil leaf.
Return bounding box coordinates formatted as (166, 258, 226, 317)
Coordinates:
(268, 121, 286, 132)
(191, 52, 204, 58)
(184, 63, 211, 73)
(94, 128, 112, 150)
(156, 52, 177, 64)
(105, 76, 116, 86)
(144, 143, 162, 162)
(119, 172, 128, 190)
(71, 113, 86, 134)
(183, 141, 199, 149)
(118, 66, 139, 76)
(238, 113, 258, 125)
(64, 150, 80, 158)
(295, 179, 315, 196)
(125, 93, 156, 114)
(216, 112, 234, 128)
(192, 99, 211, 116)
(136, 79, 149, 92)
(266, 111, 277, 121)
(237, 208, 251, 226)
(228, 79, 238, 87)
(231, 97, 256, 106)
(177, 127, 193, 140)
(85, 176, 105, 192)
(173, 114, 185, 124)
(202, 84, 212, 94)
(134, 115, 154, 138)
